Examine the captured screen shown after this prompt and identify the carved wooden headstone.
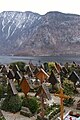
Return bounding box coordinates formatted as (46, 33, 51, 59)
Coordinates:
(20, 77, 33, 95)
(35, 68, 49, 83)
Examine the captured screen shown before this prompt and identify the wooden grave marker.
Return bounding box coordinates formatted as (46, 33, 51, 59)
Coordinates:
(55, 62, 62, 74)
(68, 71, 80, 84)
(33, 67, 40, 76)
(35, 83, 51, 119)
(15, 71, 22, 84)
(48, 70, 59, 85)
(35, 68, 49, 83)
(20, 77, 33, 95)
(26, 65, 34, 77)
(7, 69, 15, 79)
(54, 87, 70, 120)
(8, 79, 18, 95)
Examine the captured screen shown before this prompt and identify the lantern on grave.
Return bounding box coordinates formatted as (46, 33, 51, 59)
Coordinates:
(35, 68, 49, 83)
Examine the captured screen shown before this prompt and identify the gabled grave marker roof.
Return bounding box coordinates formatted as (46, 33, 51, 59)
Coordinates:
(55, 62, 62, 73)
(26, 65, 34, 77)
(20, 77, 33, 95)
(15, 71, 22, 80)
(33, 67, 40, 75)
(48, 70, 58, 85)
(1, 65, 7, 74)
(7, 69, 15, 79)
(35, 83, 51, 100)
(35, 68, 49, 83)
(68, 71, 80, 83)
(8, 79, 18, 95)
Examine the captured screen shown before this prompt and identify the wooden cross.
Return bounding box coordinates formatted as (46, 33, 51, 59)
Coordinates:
(54, 87, 70, 120)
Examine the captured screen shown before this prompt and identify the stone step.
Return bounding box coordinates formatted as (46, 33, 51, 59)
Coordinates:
(21, 106, 30, 111)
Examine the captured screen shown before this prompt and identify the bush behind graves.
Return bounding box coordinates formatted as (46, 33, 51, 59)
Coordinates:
(63, 79, 75, 106)
(22, 97, 39, 114)
(10, 61, 26, 72)
(0, 84, 7, 99)
(1, 95, 22, 113)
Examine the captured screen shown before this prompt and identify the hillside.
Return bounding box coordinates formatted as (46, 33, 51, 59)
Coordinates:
(0, 11, 80, 56)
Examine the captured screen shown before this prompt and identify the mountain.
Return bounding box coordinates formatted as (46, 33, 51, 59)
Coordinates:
(0, 11, 80, 56)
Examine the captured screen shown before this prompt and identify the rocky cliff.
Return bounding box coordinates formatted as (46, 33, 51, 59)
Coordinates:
(0, 11, 80, 56)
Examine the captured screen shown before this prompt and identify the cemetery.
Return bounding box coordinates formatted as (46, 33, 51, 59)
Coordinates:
(0, 61, 80, 120)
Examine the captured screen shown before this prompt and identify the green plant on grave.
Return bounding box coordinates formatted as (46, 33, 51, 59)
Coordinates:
(0, 84, 7, 100)
(1, 84, 22, 113)
(10, 61, 26, 72)
(1, 95, 22, 113)
(0, 117, 5, 120)
(22, 97, 39, 114)
(45, 103, 60, 119)
(63, 79, 75, 106)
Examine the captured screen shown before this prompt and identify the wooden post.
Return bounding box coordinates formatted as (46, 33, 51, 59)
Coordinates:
(40, 90, 45, 119)
(54, 87, 70, 120)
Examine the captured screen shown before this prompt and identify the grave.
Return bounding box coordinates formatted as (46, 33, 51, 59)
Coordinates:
(20, 77, 33, 95)
(68, 71, 80, 84)
(48, 70, 59, 92)
(58, 110, 80, 120)
(7, 69, 15, 79)
(54, 87, 70, 120)
(35, 83, 51, 119)
(35, 68, 49, 83)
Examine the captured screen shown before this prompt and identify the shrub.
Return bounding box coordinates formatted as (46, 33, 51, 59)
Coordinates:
(63, 79, 75, 106)
(1, 97, 10, 111)
(0, 84, 7, 99)
(1, 95, 22, 113)
(22, 97, 39, 114)
(10, 61, 26, 72)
